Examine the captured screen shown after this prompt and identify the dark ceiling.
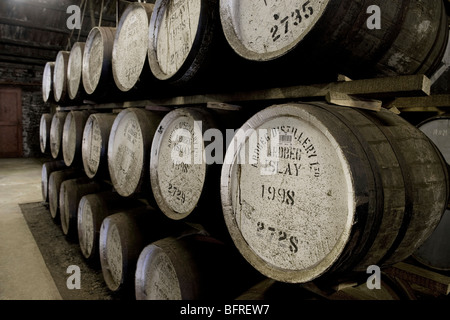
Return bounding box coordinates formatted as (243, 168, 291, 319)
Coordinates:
(0, 0, 122, 67)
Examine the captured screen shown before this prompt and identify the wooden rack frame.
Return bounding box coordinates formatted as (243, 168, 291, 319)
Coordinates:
(54, 74, 449, 113)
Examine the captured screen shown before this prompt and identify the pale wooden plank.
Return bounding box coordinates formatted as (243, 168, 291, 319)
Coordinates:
(387, 94, 450, 111)
(326, 91, 382, 111)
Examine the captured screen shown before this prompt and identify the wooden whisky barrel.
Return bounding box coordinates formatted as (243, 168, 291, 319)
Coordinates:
(135, 234, 262, 300)
(413, 209, 450, 271)
(416, 115, 450, 165)
(149, 107, 218, 220)
(148, 0, 239, 92)
(67, 42, 86, 101)
(82, 26, 116, 97)
(107, 108, 164, 198)
(99, 207, 174, 294)
(62, 110, 91, 167)
(77, 191, 145, 264)
(53, 50, 70, 103)
(221, 102, 449, 283)
(49, 112, 68, 159)
(59, 177, 104, 240)
(112, 2, 154, 92)
(413, 115, 450, 271)
(220, 0, 449, 79)
(41, 160, 67, 203)
(42, 61, 55, 103)
(150, 106, 252, 239)
(82, 113, 117, 179)
(39, 113, 53, 154)
(48, 168, 84, 221)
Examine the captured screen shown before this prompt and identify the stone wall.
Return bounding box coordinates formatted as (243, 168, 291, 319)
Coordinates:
(0, 61, 51, 157)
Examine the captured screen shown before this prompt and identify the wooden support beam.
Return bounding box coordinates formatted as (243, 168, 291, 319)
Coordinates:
(386, 94, 450, 112)
(7, 0, 117, 24)
(384, 262, 450, 296)
(0, 17, 88, 37)
(0, 80, 41, 87)
(143, 74, 431, 107)
(0, 54, 49, 66)
(56, 75, 432, 111)
(0, 38, 62, 52)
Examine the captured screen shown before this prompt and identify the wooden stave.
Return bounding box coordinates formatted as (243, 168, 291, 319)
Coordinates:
(220, 102, 449, 283)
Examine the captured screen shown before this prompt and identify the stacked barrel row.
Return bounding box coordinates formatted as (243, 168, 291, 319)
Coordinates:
(42, 0, 448, 105)
(38, 0, 450, 300)
(39, 102, 450, 299)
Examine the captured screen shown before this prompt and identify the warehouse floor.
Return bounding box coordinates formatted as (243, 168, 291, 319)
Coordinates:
(1, 158, 449, 303)
(0, 157, 62, 300)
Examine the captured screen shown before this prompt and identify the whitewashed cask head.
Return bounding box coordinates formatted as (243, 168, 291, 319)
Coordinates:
(42, 61, 55, 103)
(148, 0, 202, 80)
(67, 42, 85, 100)
(219, 0, 331, 61)
(112, 3, 154, 92)
(53, 51, 70, 102)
